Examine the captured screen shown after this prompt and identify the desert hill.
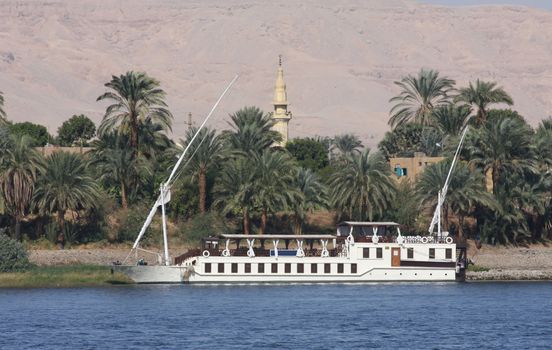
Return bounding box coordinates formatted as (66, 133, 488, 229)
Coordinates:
(1, 0, 552, 147)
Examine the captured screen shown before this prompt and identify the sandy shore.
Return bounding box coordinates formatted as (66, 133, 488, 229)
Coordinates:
(28, 241, 552, 281)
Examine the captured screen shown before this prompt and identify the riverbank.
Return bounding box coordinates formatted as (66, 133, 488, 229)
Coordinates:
(0, 265, 132, 288)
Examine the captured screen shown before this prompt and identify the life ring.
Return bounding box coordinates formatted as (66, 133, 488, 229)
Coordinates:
(397, 236, 404, 245)
(346, 235, 354, 243)
(296, 249, 305, 258)
(421, 236, 429, 244)
(445, 237, 453, 244)
(372, 235, 379, 244)
(247, 249, 255, 258)
(222, 249, 230, 257)
(202, 250, 210, 258)
(321, 250, 329, 258)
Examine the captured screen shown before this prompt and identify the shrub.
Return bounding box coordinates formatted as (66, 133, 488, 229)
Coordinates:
(0, 230, 32, 272)
(108, 205, 158, 243)
(178, 212, 235, 244)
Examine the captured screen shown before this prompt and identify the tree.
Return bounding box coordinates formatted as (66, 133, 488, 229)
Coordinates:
(289, 168, 327, 234)
(213, 156, 256, 235)
(252, 150, 301, 234)
(432, 104, 471, 137)
(0, 136, 43, 240)
(9, 122, 52, 147)
(224, 106, 281, 153)
(97, 71, 173, 153)
(378, 123, 442, 159)
(466, 111, 537, 194)
(455, 80, 513, 125)
(416, 160, 495, 239)
(57, 114, 96, 147)
(328, 149, 396, 221)
(0, 91, 6, 122)
(389, 69, 455, 128)
(286, 137, 329, 171)
(33, 152, 102, 247)
(332, 134, 363, 157)
(180, 127, 225, 214)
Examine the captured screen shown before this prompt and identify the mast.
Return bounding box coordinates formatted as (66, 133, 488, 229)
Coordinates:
(428, 124, 470, 236)
(124, 75, 239, 265)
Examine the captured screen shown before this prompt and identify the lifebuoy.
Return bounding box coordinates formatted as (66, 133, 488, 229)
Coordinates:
(445, 237, 453, 244)
(321, 250, 329, 257)
(222, 249, 230, 257)
(421, 236, 429, 244)
(202, 250, 210, 257)
(247, 249, 255, 257)
(372, 235, 379, 244)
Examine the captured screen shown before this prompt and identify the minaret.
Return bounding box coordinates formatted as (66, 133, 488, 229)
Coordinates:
(271, 56, 292, 146)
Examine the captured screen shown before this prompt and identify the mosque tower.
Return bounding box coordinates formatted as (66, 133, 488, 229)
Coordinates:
(271, 56, 292, 146)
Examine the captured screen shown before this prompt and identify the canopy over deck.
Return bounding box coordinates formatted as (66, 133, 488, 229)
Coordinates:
(337, 221, 400, 227)
(220, 234, 336, 240)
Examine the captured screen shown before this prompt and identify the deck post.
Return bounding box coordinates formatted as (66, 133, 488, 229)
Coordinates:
(272, 240, 279, 258)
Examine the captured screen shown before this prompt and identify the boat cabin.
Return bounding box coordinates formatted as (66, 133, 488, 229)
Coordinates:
(337, 221, 401, 243)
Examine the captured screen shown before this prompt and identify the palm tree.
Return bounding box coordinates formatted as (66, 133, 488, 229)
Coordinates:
(0, 91, 6, 122)
(389, 69, 455, 128)
(33, 152, 102, 247)
(332, 134, 363, 157)
(328, 149, 396, 221)
(0, 136, 43, 240)
(97, 71, 173, 154)
(91, 133, 152, 209)
(225, 106, 281, 153)
(455, 80, 513, 125)
(416, 160, 495, 239)
(466, 112, 537, 194)
(252, 150, 301, 234)
(180, 127, 225, 214)
(213, 156, 256, 235)
(432, 104, 471, 137)
(289, 168, 327, 234)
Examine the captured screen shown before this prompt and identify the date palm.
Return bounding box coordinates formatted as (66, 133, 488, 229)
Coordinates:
(97, 71, 173, 154)
(332, 134, 363, 157)
(466, 112, 537, 194)
(416, 160, 495, 239)
(180, 126, 225, 214)
(432, 104, 471, 137)
(290, 168, 327, 235)
(0, 91, 6, 121)
(328, 149, 396, 221)
(225, 106, 281, 153)
(0, 136, 43, 240)
(33, 152, 102, 247)
(389, 69, 455, 128)
(455, 80, 513, 125)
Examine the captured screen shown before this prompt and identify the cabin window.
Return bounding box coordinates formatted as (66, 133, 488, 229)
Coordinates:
(285, 263, 291, 273)
(204, 263, 211, 273)
(351, 264, 357, 274)
(338, 263, 344, 273)
(446, 248, 452, 259)
(363, 247, 370, 258)
(271, 263, 278, 273)
(231, 263, 238, 273)
(258, 263, 265, 273)
(311, 264, 318, 274)
(245, 263, 251, 273)
(429, 248, 435, 259)
(376, 248, 383, 259)
(407, 248, 414, 259)
(218, 263, 224, 273)
(324, 263, 331, 274)
(297, 263, 304, 273)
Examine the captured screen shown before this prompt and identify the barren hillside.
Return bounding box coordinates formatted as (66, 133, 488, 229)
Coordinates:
(1, 0, 551, 146)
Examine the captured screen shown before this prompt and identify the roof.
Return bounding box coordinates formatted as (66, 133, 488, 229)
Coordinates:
(337, 221, 400, 227)
(220, 234, 336, 240)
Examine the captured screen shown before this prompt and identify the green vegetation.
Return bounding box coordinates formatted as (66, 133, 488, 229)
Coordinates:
(0, 231, 31, 272)
(0, 68, 551, 249)
(0, 265, 132, 288)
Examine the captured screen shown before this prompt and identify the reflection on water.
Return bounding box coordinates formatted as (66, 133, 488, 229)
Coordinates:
(1, 282, 551, 349)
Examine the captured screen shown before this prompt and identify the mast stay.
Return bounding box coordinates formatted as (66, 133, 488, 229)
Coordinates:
(123, 75, 239, 265)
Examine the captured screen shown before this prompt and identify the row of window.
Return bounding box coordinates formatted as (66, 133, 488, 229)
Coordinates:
(204, 263, 358, 274)
(362, 247, 453, 259)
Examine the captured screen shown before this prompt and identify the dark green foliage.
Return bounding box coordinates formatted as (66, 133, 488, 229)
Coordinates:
(57, 114, 96, 147)
(9, 122, 52, 147)
(286, 137, 329, 171)
(113, 205, 158, 243)
(0, 230, 31, 272)
(387, 180, 420, 235)
(178, 212, 234, 243)
(378, 123, 442, 159)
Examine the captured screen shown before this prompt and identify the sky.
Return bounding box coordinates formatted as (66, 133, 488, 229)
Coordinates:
(421, 0, 552, 10)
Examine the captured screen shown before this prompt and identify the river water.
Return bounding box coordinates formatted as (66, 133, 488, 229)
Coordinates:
(0, 282, 551, 349)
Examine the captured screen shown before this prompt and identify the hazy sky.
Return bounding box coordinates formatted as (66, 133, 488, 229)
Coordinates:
(421, 0, 552, 10)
